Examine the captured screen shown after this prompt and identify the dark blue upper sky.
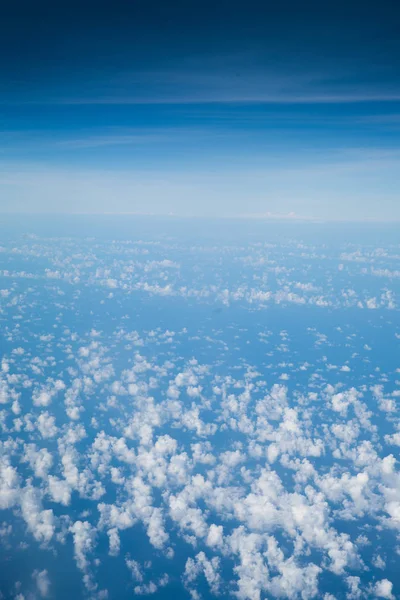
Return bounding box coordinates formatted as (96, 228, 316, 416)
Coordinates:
(1, 0, 400, 218)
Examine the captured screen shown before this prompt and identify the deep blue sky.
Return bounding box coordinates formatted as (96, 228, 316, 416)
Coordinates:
(1, 0, 400, 219)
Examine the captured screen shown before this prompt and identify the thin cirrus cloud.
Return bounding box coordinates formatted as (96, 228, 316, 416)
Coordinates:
(5, 67, 400, 106)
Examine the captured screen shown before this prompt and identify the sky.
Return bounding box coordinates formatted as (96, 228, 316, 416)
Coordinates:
(1, 0, 400, 219)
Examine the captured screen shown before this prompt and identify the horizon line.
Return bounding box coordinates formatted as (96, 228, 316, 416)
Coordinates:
(1, 212, 400, 225)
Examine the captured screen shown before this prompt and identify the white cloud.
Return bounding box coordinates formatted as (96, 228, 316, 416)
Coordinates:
(374, 579, 394, 599)
(33, 569, 51, 598)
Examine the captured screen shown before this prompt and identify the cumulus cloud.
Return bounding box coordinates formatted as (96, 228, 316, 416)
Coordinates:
(33, 569, 51, 598)
(373, 579, 394, 599)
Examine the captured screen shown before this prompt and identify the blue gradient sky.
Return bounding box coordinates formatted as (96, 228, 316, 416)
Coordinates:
(1, 0, 400, 219)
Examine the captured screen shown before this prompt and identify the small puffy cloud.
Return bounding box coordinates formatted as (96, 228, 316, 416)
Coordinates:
(374, 579, 394, 599)
(206, 524, 224, 549)
(70, 520, 96, 571)
(33, 569, 50, 598)
(37, 412, 58, 439)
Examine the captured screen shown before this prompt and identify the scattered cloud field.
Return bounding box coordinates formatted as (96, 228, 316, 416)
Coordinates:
(0, 219, 399, 600)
